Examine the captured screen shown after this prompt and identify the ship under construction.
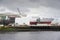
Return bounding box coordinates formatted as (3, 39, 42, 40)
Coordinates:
(29, 17, 54, 26)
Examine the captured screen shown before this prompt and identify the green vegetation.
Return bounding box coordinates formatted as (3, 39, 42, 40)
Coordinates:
(0, 26, 31, 31)
(0, 27, 16, 31)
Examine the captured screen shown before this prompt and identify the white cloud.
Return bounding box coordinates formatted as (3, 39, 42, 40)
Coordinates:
(25, 6, 60, 18)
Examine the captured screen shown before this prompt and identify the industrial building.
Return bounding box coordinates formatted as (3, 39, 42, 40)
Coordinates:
(0, 12, 20, 26)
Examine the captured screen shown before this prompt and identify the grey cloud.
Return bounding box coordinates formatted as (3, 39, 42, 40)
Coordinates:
(29, 0, 60, 9)
(29, 0, 40, 3)
(0, 0, 60, 9)
(0, 0, 40, 12)
(0, 0, 60, 14)
(43, 0, 60, 9)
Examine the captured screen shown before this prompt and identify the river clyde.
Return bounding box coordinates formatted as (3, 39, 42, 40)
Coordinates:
(0, 31, 60, 40)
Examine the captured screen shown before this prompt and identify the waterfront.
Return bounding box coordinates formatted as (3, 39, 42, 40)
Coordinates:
(0, 31, 60, 40)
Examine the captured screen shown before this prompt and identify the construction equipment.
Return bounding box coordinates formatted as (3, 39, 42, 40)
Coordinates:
(17, 8, 27, 17)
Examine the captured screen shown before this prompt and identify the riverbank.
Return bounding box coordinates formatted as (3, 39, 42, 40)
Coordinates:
(0, 26, 60, 32)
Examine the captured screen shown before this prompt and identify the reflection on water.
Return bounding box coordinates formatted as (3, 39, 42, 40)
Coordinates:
(0, 31, 60, 40)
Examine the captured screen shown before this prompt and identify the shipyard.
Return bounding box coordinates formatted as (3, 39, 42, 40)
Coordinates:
(0, 10, 60, 31)
(0, 0, 60, 40)
(0, 7, 60, 31)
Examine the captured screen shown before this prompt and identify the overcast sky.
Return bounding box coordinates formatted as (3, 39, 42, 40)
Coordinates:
(0, 0, 60, 18)
(0, 0, 60, 24)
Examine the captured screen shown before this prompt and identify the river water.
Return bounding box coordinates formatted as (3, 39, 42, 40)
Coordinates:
(0, 31, 60, 40)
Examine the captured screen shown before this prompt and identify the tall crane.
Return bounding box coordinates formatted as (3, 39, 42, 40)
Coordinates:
(17, 8, 27, 17)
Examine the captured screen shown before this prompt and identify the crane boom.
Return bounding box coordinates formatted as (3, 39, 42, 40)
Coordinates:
(17, 8, 27, 17)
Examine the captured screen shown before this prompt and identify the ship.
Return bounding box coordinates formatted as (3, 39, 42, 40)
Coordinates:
(29, 17, 54, 26)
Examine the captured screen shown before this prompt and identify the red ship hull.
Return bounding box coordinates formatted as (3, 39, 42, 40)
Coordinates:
(30, 21, 51, 25)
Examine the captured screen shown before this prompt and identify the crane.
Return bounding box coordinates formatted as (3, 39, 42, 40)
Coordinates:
(17, 8, 27, 17)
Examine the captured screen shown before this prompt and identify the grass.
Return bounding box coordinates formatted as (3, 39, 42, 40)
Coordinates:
(0, 27, 16, 31)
